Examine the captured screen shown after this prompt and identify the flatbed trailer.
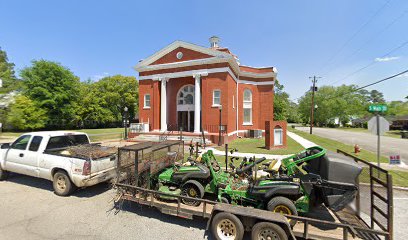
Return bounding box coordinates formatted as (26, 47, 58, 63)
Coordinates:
(114, 183, 389, 240)
(113, 142, 392, 240)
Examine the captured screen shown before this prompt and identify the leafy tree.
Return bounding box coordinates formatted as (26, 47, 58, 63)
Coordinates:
(387, 100, 408, 116)
(0, 47, 19, 93)
(6, 95, 48, 131)
(20, 60, 80, 129)
(369, 90, 385, 103)
(297, 85, 368, 126)
(73, 80, 117, 128)
(93, 75, 139, 122)
(274, 80, 301, 122)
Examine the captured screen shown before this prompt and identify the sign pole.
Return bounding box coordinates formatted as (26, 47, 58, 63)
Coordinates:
(376, 113, 380, 168)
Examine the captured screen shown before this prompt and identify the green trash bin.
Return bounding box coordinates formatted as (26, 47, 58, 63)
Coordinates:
(401, 130, 408, 139)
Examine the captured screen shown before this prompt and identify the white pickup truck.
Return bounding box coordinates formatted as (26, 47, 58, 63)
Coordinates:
(0, 131, 117, 196)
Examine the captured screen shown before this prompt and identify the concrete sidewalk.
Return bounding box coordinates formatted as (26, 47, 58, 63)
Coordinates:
(287, 131, 317, 148)
(206, 147, 291, 160)
(205, 131, 317, 159)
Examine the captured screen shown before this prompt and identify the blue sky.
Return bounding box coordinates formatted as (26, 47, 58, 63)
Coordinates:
(1, 0, 407, 101)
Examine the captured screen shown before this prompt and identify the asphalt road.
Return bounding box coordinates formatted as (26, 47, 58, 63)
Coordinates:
(296, 127, 408, 164)
(0, 174, 208, 240)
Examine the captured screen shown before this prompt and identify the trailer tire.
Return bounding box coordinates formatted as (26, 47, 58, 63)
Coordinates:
(211, 212, 244, 240)
(251, 222, 288, 240)
(0, 165, 9, 181)
(181, 180, 204, 206)
(267, 196, 298, 227)
(53, 171, 75, 196)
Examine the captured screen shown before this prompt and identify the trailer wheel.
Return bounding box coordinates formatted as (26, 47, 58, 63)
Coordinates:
(211, 212, 244, 240)
(181, 180, 204, 206)
(267, 196, 298, 227)
(0, 165, 9, 181)
(251, 222, 288, 240)
(53, 171, 75, 196)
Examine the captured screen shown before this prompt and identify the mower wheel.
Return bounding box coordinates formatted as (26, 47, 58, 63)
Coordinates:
(251, 222, 288, 240)
(267, 196, 298, 227)
(211, 212, 244, 240)
(181, 180, 204, 206)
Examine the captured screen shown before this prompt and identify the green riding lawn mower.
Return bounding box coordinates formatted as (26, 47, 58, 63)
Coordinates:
(153, 145, 362, 221)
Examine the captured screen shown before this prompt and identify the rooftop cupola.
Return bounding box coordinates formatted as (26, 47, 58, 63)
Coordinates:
(209, 36, 220, 48)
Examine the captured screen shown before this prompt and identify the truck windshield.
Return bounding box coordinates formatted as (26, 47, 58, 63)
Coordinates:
(46, 135, 89, 150)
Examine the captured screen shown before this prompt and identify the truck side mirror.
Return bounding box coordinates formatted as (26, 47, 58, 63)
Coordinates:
(1, 143, 10, 149)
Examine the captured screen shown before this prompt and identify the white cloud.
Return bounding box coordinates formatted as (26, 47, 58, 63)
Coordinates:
(91, 72, 110, 81)
(374, 56, 400, 62)
(396, 73, 408, 78)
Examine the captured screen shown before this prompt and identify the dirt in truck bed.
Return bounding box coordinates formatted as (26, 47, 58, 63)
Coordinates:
(60, 144, 117, 159)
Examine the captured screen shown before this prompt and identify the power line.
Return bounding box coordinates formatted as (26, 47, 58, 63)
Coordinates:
(328, 39, 408, 85)
(322, 8, 408, 77)
(318, 0, 391, 74)
(322, 69, 408, 102)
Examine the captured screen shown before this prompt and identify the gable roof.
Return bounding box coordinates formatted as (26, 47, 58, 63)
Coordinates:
(134, 40, 234, 69)
(134, 40, 277, 79)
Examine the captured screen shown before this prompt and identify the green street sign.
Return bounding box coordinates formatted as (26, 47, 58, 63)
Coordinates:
(368, 105, 387, 112)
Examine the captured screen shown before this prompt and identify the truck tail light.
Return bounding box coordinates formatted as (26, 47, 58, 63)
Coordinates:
(83, 161, 91, 175)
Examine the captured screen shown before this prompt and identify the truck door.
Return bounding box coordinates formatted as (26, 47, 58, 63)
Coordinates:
(4, 135, 37, 177)
(24, 136, 44, 177)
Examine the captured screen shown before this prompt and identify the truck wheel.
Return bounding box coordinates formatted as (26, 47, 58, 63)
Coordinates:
(267, 197, 298, 227)
(211, 212, 244, 240)
(181, 180, 204, 206)
(0, 165, 9, 180)
(53, 171, 75, 196)
(251, 222, 288, 240)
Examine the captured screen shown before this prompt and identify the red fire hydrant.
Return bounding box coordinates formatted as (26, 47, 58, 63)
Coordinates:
(354, 144, 361, 154)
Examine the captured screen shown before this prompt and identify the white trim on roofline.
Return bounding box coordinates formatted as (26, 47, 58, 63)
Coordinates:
(240, 71, 276, 78)
(134, 40, 277, 79)
(134, 40, 233, 69)
(139, 67, 239, 82)
(139, 67, 275, 86)
(238, 79, 275, 86)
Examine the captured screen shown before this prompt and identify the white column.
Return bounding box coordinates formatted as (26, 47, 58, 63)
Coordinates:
(193, 74, 201, 133)
(160, 78, 167, 132)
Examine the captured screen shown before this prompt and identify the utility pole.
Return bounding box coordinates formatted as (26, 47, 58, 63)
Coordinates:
(309, 76, 320, 134)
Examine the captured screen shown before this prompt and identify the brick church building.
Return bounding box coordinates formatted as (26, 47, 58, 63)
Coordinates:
(135, 37, 287, 146)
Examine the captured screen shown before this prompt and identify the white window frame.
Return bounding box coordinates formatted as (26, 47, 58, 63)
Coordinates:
(212, 90, 221, 107)
(243, 89, 252, 125)
(144, 94, 151, 109)
(274, 128, 283, 146)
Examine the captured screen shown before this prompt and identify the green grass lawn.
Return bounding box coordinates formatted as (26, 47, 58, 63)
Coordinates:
(359, 168, 408, 187)
(216, 136, 304, 155)
(289, 128, 389, 163)
(0, 128, 125, 142)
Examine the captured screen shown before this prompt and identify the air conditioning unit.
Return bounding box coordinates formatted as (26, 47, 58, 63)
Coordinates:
(248, 129, 262, 138)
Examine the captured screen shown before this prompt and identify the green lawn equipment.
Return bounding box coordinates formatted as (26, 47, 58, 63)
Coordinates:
(217, 146, 362, 220)
(155, 147, 234, 206)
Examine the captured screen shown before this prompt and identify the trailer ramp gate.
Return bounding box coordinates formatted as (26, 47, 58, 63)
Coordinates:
(337, 149, 393, 240)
